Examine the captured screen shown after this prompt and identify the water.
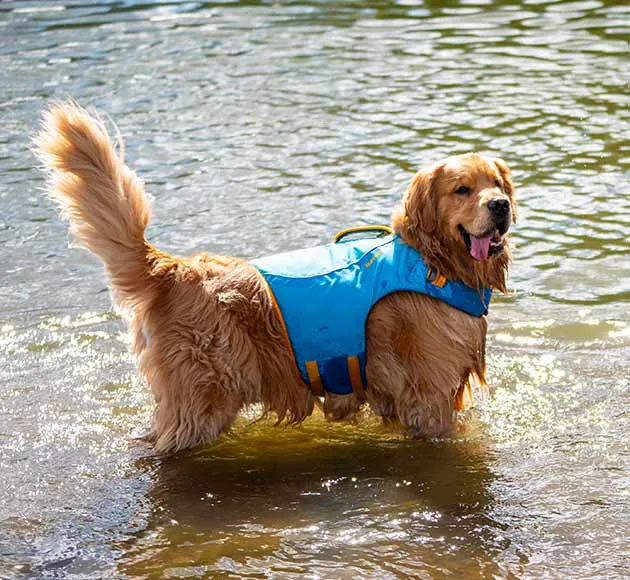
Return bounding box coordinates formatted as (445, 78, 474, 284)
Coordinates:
(1, 0, 629, 578)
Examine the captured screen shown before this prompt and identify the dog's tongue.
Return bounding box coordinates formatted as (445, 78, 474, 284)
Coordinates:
(470, 235, 492, 261)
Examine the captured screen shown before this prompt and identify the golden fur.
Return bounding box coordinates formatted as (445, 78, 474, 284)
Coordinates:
(35, 102, 515, 453)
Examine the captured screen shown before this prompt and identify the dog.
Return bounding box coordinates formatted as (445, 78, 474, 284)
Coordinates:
(35, 102, 515, 453)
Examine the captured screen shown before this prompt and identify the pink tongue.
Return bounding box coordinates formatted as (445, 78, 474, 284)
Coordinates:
(470, 235, 492, 261)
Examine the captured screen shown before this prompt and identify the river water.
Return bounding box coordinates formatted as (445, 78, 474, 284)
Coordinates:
(1, 0, 629, 578)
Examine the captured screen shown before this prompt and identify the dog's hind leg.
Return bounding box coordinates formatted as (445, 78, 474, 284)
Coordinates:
(149, 373, 244, 453)
(140, 301, 265, 453)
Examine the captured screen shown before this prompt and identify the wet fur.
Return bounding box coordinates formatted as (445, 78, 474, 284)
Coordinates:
(35, 102, 515, 453)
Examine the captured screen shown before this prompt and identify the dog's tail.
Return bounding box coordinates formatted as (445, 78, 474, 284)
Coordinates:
(34, 101, 163, 310)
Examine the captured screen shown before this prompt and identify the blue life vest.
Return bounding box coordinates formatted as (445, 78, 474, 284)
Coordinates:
(251, 232, 491, 396)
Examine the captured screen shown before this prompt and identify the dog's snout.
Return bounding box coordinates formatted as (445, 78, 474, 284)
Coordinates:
(487, 198, 510, 217)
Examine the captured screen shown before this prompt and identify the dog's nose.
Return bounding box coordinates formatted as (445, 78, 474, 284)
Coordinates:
(487, 198, 510, 217)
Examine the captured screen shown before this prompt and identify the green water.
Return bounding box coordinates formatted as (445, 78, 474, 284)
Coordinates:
(0, 0, 629, 578)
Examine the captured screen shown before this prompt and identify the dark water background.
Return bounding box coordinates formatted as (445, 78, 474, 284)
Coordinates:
(1, 0, 629, 578)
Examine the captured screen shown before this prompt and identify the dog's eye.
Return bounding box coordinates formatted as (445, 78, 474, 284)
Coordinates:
(455, 185, 471, 195)
(495, 179, 502, 189)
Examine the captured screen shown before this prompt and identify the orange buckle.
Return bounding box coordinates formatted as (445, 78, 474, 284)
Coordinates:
(426, 266, 447, 288)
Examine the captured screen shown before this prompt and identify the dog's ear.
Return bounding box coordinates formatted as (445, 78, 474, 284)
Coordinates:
(493, 157, 517, 222)
(404, 162, 443, 234)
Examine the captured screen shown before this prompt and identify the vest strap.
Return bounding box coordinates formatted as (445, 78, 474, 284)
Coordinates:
(305, 360, 325, 397)
(347, 355, 367, 402)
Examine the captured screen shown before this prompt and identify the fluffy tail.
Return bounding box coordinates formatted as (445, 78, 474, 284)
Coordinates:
(34, 101, 161, 310)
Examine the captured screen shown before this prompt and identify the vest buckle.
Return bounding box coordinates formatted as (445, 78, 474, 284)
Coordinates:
(426, 266, 447, 288)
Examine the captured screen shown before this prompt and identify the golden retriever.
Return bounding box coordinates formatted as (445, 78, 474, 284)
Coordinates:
(35, 102, 515, 453)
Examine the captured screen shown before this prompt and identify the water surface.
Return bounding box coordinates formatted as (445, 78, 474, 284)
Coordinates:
(1, 0, 629, 578)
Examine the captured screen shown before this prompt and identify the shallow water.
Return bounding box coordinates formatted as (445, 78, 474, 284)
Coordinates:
(1, 0, 629, 578)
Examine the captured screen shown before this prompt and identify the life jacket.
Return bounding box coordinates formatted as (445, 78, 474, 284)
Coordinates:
(250, 227, 492, 398)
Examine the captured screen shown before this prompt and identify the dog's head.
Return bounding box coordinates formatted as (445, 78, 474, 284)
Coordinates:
(393, 153, 516, 291)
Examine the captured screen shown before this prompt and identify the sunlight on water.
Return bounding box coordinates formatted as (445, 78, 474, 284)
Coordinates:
(480, 346, 629, 577)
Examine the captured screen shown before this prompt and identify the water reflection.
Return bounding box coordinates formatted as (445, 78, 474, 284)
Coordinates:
(117, 424, 525, 577)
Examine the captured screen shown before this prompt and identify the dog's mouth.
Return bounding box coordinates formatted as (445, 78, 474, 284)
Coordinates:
(459, 225, 505, 261)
